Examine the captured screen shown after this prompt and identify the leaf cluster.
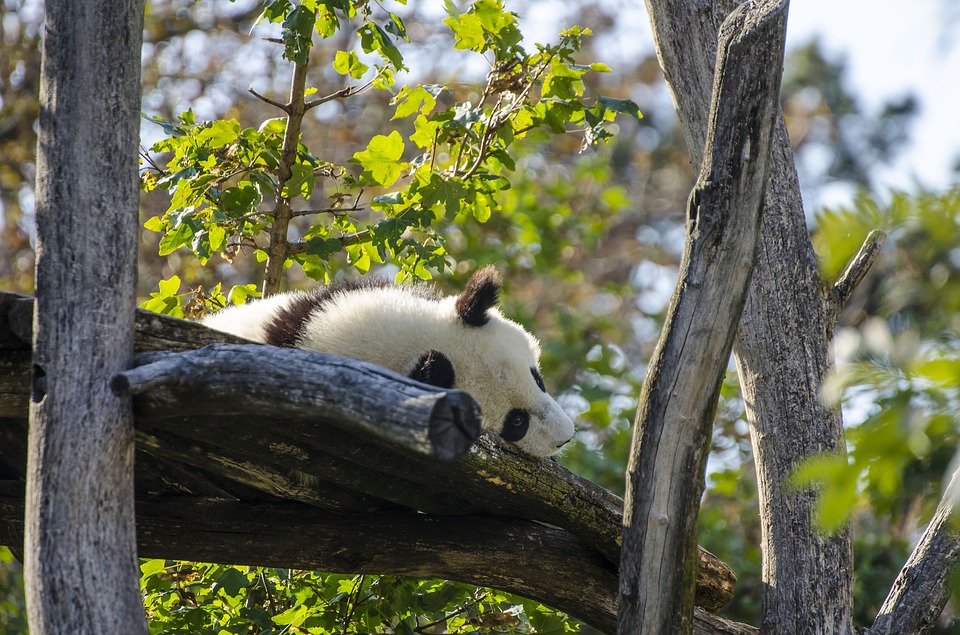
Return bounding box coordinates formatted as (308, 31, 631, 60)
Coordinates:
(140, 0, 640, 299)
(795, 187, 960, 533)
(140, 560, 580, 634)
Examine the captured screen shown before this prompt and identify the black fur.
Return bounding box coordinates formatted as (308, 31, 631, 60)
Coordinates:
(500, 408, 530, 442)
(409, 350, 456, 389)
(455, 266, 501, 327)
(531, 368, 546, 393)
(264, 276, 436, 347)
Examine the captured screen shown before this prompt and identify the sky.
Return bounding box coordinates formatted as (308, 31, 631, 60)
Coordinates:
(515, 0, 960, 207)
(631, 0, 960, 204)
(787, 0, 960, 199)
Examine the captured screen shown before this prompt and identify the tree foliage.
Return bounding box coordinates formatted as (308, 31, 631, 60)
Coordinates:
(140, 561, 576, 635)
(140, 0, 640, 300)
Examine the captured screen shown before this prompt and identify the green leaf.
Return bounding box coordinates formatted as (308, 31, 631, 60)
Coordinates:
(392, 85, 445, 120)
(140, 559, 167, 577)
(159, 220, 195, 255)
(213, 567, 250, 598)
(474, 0, 516, 35)
(384, 12, 408, 41)
(597, 95, 643, 120)
(314, 5, 339, 38)
(306, 235, 342, 260)
(352, 130, 406, 187)
(195, 119, 241, 148)
(220, 185, 260, 216)
(282, 163, 317, 199)
(144, 216, 165, 232)
(228, 284, 260, 306)
(273, 605, 309, 626)
(790, 454, 859, 533)
(358, 23, 404, 70)
(141, 276, 184, 318)
(442, 13, 485, 52)
(282, 5, 315, 64)
(333, 50, 369, 79)
(141, 113, 185, 137)
(208, 224, 226, 252)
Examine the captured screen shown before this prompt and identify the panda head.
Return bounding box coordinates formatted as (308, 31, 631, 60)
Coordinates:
(409, 267, 576, 457)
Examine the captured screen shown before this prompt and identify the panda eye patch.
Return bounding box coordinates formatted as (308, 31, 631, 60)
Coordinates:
(500, 408, 530, 442)
(531, 367, 546, 393)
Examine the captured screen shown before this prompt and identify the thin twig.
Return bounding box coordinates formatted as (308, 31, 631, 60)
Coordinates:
(285, 229, 372, 256)
(304, 67, 389, 111)
(248, 86, 291, 114)
(340, 575, 366, 635)
(290, 207, 353, 218)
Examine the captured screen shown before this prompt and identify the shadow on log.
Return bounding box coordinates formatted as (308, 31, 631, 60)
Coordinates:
(0, 291, 743, 633)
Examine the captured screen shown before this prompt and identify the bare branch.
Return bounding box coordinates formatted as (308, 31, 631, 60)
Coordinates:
(247, 86, 291, 114)
(866, 465, 960, 635)
(262, 61, 309, 296)
(291, 207, 352, 218)
(304, 67, 389, 111)
(826, 228, 886, 324)
(304, 85, 353, 111)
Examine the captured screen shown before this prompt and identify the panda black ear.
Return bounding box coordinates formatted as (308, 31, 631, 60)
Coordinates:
(409, 350, 456, 389)
(455, 266, 501, 327)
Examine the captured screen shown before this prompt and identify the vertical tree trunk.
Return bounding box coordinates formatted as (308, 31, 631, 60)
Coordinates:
(25, 0, 148, 633)
(642, 1, 855, 632)
(619, 2, 786, 632)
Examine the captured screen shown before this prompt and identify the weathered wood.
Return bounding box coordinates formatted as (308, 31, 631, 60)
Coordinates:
(826, 229, 886, 323)
(25, 0, 147, 633)
(866, 465, 960, 635)
(112, 345, 482, 461)
(643, 0, 858, 632)
(619, 2, 786, 633)
(0, 481, 750, 635)
(0, 290, 253, 353)
(0, 292, 740, 618)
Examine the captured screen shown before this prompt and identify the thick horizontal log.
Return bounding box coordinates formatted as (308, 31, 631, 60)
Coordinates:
(113, 345, 482, 462)
(0, 482, 751, 634)
(0, 290, 737, 613)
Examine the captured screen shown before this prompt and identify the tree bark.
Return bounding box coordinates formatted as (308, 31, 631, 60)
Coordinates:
(643, 0, 856, 632)
(24, 0, 147, 633)
(112, 345, 482, 462)
(619, 2, 786, 632)
(262, 62, 308, 296)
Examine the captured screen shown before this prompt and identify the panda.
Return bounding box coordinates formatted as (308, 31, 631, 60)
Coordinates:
(201, 266, 576, 457)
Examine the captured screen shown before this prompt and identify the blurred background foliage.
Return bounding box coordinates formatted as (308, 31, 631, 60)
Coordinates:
(2, 0, 959, 631)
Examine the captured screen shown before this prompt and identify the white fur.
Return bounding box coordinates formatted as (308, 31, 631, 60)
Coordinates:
(202, 282, 575, 456)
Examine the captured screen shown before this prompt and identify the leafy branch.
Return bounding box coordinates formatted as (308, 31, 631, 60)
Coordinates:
(139, 0, 641, 306)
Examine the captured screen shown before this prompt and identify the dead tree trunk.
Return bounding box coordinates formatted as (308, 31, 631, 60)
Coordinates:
(24, 0, 147, 633)
(619, 1, 787, 632)
(641, 0, 857, 632)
